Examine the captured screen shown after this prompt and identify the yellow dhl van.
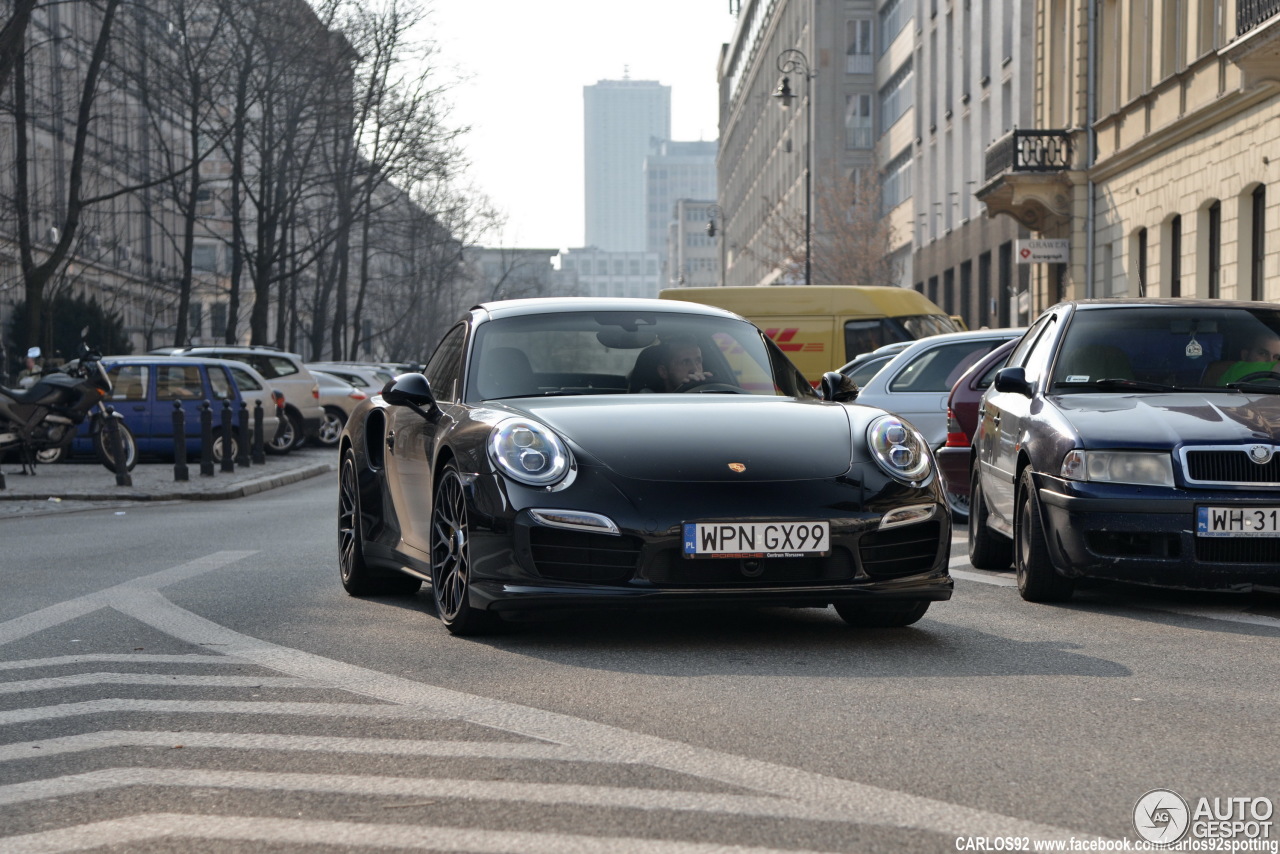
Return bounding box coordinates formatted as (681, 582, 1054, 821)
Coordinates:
(658, 285, 961, 383)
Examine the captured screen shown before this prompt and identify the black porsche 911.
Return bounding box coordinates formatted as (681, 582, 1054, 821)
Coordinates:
(337, 297, 952, 634)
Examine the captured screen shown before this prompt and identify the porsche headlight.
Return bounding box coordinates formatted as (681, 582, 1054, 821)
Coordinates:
(1060, 450, 1174, 486)
(867, 414, 933, 486)
(488, 418, 570, 486)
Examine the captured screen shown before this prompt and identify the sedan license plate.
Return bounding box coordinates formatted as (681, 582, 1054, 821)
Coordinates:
(1196, 506, 1280, 537)
(683, 521, 830, 558)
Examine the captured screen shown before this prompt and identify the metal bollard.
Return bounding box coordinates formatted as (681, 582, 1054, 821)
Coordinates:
(105, 406, 132, 487)
(200, 400, 214, 476)
(252, 400, 265, 464)
(220, 400, 235, 473)
(237, 401, 251, 467)
(172, 401, 189, 482)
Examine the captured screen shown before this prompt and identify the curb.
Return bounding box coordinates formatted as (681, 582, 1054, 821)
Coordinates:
(0, 462, 335, 503)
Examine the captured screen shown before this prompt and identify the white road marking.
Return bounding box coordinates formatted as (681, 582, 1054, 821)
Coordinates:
(0, 699, 444, 727)
(0, 731, 585, 764)
(1, 767, 849, 820)
(0, 654, 244, 671)
(0, 550, 256, 646)
(1, 814, 838, 854)
(0, 673, 313, 694)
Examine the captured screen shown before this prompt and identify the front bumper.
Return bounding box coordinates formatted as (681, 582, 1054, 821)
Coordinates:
(464, 463, 954, 613)
(1036, 475, 1280, 590)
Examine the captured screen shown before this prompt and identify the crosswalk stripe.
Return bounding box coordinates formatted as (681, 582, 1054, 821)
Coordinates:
(0, 767, 834, 820)
(0, 813, 841, 854)
(0, 731, 583, 763)
(0, 654, 244, 671)
(0, 673, 313, 694)
(0, 699, 448, 726)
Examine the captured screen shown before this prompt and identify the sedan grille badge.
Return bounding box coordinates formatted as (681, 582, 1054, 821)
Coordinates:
(728, 462, 746, 473)
(1247, 444, 1274, 465)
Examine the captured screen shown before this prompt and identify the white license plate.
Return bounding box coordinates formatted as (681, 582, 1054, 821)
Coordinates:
(682, 521, 830, 558)
(1196, 506, 1280, 537)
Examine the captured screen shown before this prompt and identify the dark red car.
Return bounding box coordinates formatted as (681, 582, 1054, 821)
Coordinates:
(935, 337, 1019, 519)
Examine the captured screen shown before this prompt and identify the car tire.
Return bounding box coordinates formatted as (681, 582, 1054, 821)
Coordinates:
(211, 431, 239, 465)
(834, 599, 930, 627)
(1015, 468, 1074, 602)
(317, 406, 346, 447)
(430, 462, 500, 636)
(94, 421, 138, 473)
(968, 468, 1013, 569)
(338, 449, 421, 597)
(288, 408, 309, 450)
(265, 409, 300, 455)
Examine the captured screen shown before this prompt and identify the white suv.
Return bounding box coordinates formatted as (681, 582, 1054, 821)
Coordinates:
(165, 346, 324, 450)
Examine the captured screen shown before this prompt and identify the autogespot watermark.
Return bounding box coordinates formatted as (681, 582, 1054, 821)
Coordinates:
(1133, 789, 1276, 850)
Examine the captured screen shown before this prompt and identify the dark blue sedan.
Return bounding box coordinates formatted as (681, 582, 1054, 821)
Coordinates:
(969, 298, 1280, 600)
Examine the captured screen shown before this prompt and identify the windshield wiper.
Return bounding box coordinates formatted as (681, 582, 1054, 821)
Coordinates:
(1059, 378, 1179, 392)
(1224, 380, 1280, 394)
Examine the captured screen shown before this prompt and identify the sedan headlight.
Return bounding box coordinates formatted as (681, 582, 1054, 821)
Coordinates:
(488, 418, 571, 486)
(867, 415, 933, 486)
(1060, 450, 1174, 486)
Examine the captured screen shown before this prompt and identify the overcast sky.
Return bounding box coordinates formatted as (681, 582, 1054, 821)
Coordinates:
(426, 1, 738, 250)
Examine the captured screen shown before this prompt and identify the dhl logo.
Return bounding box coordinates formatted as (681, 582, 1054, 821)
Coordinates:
(763, 328, 824, 352)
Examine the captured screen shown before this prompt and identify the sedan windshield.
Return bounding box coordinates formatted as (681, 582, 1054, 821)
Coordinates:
(1051, 305, 1280, 392)
(466, 310, 815, 401)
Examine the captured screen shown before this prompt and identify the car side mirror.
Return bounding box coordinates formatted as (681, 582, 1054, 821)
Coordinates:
(382, 373, 438, 419)
(820, 370, 858, 403)
(993, 366, 1033, 397)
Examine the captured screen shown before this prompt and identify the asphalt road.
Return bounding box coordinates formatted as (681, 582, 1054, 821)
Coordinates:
(1, 472, 1277, 852)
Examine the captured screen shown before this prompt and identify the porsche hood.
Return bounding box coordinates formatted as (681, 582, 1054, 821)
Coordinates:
(502, 396, 858, 482)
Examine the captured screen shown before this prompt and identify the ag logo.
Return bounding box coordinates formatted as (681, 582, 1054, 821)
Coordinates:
(1133, 789, 1191, 844)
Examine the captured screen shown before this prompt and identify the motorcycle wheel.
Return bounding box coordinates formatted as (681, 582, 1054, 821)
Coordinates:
(94, 421, 139, 473)
(36, 446, 70, 465)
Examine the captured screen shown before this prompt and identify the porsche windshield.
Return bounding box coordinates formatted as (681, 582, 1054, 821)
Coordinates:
(1051, 306, 1280, 392)
(466, 310, 814, 400)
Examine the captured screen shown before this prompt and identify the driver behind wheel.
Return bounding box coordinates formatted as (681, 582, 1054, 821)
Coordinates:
(633, 335, 714, 392)
(1212, 328, 1280, 385)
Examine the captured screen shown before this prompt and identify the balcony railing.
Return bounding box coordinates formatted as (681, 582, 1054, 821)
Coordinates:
(984, 129, 1073, 182)
(1238, 0, 1280, 36)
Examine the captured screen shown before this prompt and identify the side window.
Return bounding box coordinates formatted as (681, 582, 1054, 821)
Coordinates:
(1006, 315, 1052, 369)
(208, 367, 233, 400)
(267, 356, 299, 377)
(424, 324, 466, 401)
(108, 365, 149, 401)
(229, 367, 264, 392)
(156, 365, 205, 400)
(1020, 315, 1061, 385)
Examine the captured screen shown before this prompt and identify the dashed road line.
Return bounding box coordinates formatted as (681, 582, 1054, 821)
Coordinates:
(0, 673, 313, 694)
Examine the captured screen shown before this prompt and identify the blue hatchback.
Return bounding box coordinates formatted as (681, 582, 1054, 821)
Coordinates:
(70, 356, 280, 461)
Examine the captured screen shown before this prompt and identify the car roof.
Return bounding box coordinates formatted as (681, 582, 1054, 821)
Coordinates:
(1058, 298, 1280, 311)
(174, 345, 305, 360)
(473, 296, 743, 322)
(103, 354, 271, 379)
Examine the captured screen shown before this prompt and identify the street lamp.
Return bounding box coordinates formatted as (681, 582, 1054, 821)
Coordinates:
(774, 48, 812, 286)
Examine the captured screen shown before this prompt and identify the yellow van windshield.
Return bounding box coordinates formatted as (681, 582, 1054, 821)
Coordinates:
(842, 314, 958, 361)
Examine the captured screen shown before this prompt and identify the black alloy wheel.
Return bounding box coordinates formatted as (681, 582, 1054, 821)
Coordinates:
(834, 599, 931, 627)
(1014, 468, 1075, 602)
(338, 449, 420, 596)
(430, 463, 499, 635)
(968, 468, 1013, 570)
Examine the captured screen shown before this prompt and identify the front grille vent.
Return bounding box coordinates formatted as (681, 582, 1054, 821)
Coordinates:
(528, 527, 641, 584)
(1195, 537, 1280, 564)
(858, 521, 943, 579)
(1185, 449, 1280, 484)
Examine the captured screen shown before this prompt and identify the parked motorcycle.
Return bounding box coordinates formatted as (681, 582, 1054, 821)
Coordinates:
(0, 344, 138, 473)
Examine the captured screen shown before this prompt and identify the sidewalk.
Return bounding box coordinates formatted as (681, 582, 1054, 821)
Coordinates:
(0, 446, 336, 518)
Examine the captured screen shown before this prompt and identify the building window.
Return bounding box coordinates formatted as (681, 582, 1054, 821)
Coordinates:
(192, 243, 218, 273)
(1168, 215, 1182, 298)
(879, 60, 913, 132)
(879, 0, 909, 54)
(211, 302, 228, 339)
(845, 94, 873, 149)
(1206, 200, 1221, 299)
(881, 150, 913, 213)
(846, 19, 874, 73)
(1252, 186, 1267, 301)
(189, 302, 203, 336)
(1136, 228, 1148, 296)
